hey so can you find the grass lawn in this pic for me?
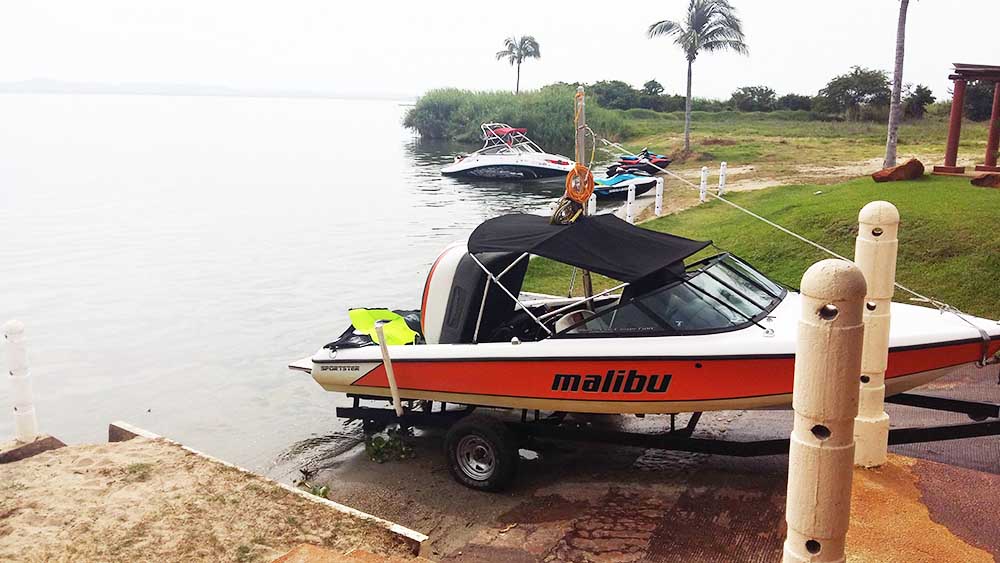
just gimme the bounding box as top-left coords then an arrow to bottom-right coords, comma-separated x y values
616,113 -> 991,179
522,174 -> 1000,319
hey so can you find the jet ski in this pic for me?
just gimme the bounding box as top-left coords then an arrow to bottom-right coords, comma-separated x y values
612,148 -> 672,175
441,123 -> 575,180
291,213 -> 1000,416
594,170 -> 658,200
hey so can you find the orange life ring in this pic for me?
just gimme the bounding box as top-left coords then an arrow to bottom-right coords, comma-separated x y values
564,163 -> 594,204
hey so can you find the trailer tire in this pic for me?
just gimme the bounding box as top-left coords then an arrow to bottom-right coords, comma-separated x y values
444,415 -> 518,491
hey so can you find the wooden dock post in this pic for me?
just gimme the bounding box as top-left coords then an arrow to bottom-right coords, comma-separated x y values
853,201 -> 899,467
575,86 -> 594,299
783,260 -> 867,563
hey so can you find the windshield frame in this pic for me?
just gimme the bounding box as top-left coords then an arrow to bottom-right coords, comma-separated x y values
553,252 -> 786,339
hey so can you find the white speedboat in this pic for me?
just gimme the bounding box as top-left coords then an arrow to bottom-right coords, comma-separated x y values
291,213 -> 1000,415
441,123 -> 574,180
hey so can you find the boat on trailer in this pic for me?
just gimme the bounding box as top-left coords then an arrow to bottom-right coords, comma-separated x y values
441,123 -> 574,180
291,213 -> 1000,416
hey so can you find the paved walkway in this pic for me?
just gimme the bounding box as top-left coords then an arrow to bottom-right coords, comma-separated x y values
315,366 -> 1000,562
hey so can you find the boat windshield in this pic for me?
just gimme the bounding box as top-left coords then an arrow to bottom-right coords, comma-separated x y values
556,253 -> 785,337
478,123 -> 547,155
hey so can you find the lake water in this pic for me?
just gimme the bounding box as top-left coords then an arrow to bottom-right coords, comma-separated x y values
0,94 -> 575,476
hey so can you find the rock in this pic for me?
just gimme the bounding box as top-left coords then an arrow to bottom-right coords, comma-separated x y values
871,158 -> 925,182
971,173 -> 1000,188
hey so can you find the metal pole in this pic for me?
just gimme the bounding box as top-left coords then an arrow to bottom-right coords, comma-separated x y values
699,166 -> 709,203
5,320 -> 39,443
853,201 -> 899,467
654,177 -> 663,216
783,260 -> 867,563
374,323 -> 403,417
718,161 -> 728,196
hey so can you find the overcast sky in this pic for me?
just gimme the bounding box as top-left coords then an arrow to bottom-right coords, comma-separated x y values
1,1 -> 996,100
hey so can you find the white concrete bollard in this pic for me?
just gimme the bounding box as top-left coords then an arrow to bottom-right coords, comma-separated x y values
587,193 -> 597,216
654,177 -> 664,216
699,166 -> 709,202
783,260 -> 867,563
718,161 -> 728,196
625,185 -> 635,224
853,201 -> 899,468
4,320 -> 39,443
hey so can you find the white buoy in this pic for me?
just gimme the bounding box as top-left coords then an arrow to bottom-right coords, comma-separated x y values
5,320 -> 39,443
783,260 -> 867,563
654,177 -> 664,216
588,193 -> 596,216
374,323 -> 404,417
626,184 -> 636,224
718,161 -> 728,196
853,201 -> 899,468
699,166 -> 709,202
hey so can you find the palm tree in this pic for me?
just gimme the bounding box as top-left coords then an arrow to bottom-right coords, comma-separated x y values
647,0 -> 748,152
883,0 -> 910,168
496,36 -> 541,94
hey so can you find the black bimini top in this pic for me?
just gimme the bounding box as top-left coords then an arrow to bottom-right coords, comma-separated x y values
467,213 -> 711,283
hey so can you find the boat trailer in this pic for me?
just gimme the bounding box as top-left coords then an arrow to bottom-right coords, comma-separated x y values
337,391 -> 1000,489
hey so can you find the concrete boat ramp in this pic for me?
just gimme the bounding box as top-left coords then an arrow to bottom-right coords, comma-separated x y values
1,367 -> 997,562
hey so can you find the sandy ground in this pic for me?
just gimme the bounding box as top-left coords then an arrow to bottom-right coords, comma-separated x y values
309,367 -> 999,562
619,152 -> 987,225
0,437 -> 414,562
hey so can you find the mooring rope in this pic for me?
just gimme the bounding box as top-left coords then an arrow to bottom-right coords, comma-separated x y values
597,137 -> 993,352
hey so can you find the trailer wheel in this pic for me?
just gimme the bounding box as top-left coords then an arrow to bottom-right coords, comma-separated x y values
444,415 -> 518,491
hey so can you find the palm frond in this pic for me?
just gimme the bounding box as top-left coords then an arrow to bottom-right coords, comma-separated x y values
646,19 -> 681,38
701,38 -> 748,56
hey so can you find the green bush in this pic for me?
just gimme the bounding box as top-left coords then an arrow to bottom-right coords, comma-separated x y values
404,85 -> 632,153
623,108 -> 665,120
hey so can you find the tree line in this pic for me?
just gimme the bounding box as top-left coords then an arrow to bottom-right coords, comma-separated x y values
584,69 -> 995,123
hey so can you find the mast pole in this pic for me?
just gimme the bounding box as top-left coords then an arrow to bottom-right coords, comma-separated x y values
576,86 -> 594,300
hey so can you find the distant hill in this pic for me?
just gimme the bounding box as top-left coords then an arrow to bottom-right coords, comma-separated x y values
0,78 -> 415,102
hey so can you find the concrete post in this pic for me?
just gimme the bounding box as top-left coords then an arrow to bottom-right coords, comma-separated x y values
654,177 -> 663,216
853,201 -> 899,467
699,166 -> 709,202
587,193 -> 597,216
933,79 -> 967,174
975,82 -> 1000,172
5,320 -> 39,443
783,260 -> 867,563
625,184 -> 636,224
718,161 -> 728,196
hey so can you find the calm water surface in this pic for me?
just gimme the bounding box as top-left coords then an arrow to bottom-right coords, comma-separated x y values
0,94 -> 569,476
